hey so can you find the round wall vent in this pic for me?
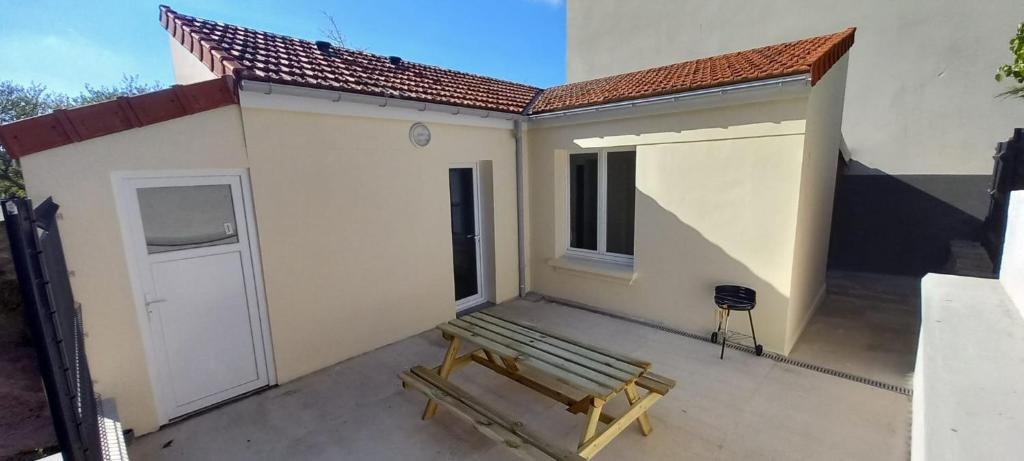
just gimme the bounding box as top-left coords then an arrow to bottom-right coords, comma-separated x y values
409,122 -> 431,147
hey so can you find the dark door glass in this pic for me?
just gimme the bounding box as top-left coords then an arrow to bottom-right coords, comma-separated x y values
449,168 -> 478,301
606,151 -> 636,255
570,153 -> 599,250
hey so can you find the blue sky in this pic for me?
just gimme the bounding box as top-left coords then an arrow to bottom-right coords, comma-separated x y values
0,0 -> 566,95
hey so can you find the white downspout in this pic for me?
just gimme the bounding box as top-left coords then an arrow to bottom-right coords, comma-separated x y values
514,120 -> 527,297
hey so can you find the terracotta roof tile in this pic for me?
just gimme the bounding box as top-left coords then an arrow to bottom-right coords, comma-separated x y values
162,6 -> 852,115
0,77 -> 238,159
160,6 -> 542,114
530,28 -> 855,114
0,8 -> 855,159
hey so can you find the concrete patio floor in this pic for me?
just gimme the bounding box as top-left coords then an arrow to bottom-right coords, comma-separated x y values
130,299 -> 911,460
789,271 -> 921,389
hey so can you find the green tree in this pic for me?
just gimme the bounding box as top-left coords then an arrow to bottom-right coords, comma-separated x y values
71,75 -> 163,107
0,75 -> 163,198
995,22 -> 1024,99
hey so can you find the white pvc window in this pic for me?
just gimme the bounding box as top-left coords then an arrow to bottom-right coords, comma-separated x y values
567,149 -> 636,264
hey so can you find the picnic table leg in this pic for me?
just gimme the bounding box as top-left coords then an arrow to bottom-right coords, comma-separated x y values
625,383 -> 653,435
499,357 -> 520,373
483,350 -> 501,366
579,398 -> 605,449
422,336 -> 462,420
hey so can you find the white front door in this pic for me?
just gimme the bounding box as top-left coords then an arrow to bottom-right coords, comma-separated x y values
118,173 -> 271,420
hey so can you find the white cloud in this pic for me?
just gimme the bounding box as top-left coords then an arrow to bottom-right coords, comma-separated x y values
0,30 -> 155,94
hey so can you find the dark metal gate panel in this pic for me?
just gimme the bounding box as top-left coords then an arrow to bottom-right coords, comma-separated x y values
2,197 -> 102,461
983,128 -> 1024,272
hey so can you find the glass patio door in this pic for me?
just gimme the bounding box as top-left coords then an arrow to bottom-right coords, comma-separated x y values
449,165 -> 484,310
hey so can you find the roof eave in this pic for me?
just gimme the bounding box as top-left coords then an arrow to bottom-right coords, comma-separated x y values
0,76 -> 238,159
527,73 -> 812,123
238,80 -> 529,121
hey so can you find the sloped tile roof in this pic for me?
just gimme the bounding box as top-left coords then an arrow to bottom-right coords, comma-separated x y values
0,77 -> 237,159
162,5 -> 852,116
530,28 -> 856,114
0,7 -> 855,159
160,6 -> 542,114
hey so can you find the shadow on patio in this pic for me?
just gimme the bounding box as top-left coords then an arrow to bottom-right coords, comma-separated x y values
129,299 -> 910,460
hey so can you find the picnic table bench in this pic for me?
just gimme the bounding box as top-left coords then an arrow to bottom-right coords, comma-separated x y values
399,311 -> 676,460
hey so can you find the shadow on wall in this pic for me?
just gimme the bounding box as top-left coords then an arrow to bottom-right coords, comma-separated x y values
827,160 -> 988,277
530,97 -> 807,351
628,191 -> 789,350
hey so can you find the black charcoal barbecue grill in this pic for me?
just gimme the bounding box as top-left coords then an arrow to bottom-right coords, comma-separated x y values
712,285 -> 763,359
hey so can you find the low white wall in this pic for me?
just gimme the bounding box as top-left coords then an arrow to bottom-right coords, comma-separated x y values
1000,190 -> 1024,310
913,192 -> 1024,460
915,274 -> 1024,460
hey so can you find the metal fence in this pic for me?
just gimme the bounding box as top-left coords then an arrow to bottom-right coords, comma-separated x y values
2,197 -> 103,461
983,128 -> 1024,272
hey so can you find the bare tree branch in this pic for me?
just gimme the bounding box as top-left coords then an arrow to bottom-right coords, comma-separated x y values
320,11 -> 347,48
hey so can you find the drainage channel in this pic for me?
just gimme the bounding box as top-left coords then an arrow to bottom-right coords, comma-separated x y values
533,294 -> 914,397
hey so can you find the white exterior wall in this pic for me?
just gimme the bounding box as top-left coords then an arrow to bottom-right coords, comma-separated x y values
168,36 -> 218,85
567,0 -> 1022,176
785,55 -> 848,350
20,107 -> 250,434
18,98 -> 522,434
526,95 -> 813,353
237,96 -> 521,384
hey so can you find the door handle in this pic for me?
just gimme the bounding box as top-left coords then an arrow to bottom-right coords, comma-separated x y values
466,234 -> 479,239
144,293 -> 167,306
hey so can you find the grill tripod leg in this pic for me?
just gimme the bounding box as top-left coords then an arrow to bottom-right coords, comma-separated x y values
720,310 -> 730,359
747,310 -> 758,348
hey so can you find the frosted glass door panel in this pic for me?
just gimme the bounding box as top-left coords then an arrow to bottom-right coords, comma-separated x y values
137,185 -> 239,254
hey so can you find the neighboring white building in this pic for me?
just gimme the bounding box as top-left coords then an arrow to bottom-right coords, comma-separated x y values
567,0 -> 1024,275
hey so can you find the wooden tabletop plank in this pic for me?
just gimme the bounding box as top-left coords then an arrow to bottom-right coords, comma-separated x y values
460,315 -> 637,383
450,319 -> 626,392
477,312 -> 650,372
438,323 -> 616,398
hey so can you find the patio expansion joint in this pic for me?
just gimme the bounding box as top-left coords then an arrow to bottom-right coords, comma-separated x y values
528,293 -> 914,397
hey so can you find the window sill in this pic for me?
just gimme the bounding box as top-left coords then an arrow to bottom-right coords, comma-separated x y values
547,255 -> 637,285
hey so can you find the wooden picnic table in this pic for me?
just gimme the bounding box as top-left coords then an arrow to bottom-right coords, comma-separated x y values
399,311 -> 676,460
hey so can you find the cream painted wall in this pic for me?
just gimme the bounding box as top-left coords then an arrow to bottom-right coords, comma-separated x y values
168,36 -> 218,85
785,56 -> 849,351
18,101 -> 520,434
567,0 -> 1022,176
526,97 -> 810,353
20,107 -> 250,435
239,107 -> 520,383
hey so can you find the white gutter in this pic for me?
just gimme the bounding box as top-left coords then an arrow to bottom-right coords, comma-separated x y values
239,80 -> 527,121
513,120 -> 526,297
527,74 -> 811,120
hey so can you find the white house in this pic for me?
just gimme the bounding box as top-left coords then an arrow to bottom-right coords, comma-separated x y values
0,6 -> 854,434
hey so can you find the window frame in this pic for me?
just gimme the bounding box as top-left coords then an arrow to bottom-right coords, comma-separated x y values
565,147 -> 636,265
